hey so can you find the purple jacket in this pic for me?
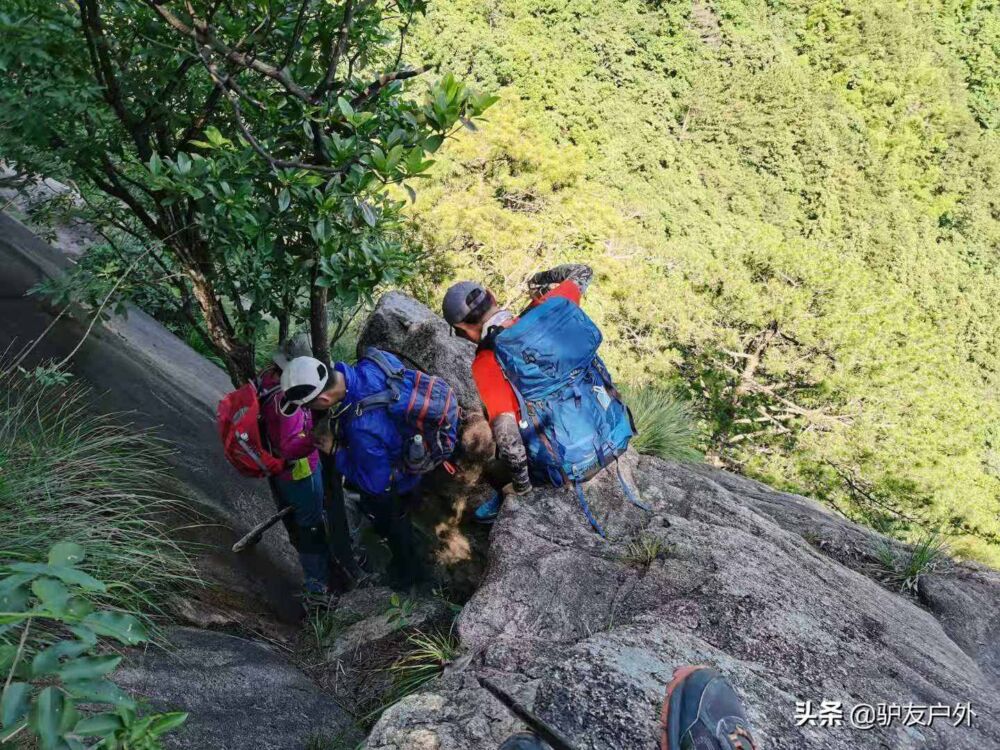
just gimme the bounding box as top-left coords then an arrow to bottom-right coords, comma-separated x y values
260,370 -> 320,482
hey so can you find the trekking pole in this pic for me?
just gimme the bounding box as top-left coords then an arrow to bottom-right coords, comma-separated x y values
232,506 -> 294,553
478,677 -> 581,750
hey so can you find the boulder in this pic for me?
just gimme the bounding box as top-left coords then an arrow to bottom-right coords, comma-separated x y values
115,627 -> 361,749
357,291 -> 481,414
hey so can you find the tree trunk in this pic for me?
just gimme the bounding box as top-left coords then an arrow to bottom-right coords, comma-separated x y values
187,265 -> 254,384
309,264 -> 330,364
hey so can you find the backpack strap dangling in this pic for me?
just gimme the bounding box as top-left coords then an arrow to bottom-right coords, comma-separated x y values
574,481 -> 606,537
617,461 -> 651,512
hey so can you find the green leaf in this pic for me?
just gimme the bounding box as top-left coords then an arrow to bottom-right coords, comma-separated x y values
47,543 -> 84,567
10,563 -> 106,593
73,712 -> 123,736
424,134 -> 444,153
204,126 -> 225,147
337,97 -> 354,120
31,577 -> 70,615
31,638 -> 93,678
1,682 -> 30,728
146,711 -> 188,736
147,153 -> 162,177
359,200 -> 378,227
176,152 -> 191,175
0,573 -> 36,594
278,188 -> 291,212
81,611 -> 146,645
0,584 -> 29,613
28,686 -> 65,749
0,644 -> 16,673
404,184 -> 417,203
57,655 -> 121,683
460,117 -> 477,132
64,679 -> 132,709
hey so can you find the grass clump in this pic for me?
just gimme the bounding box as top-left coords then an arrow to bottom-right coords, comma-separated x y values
305,729 -> 363,750
0,373 -> 196,617
362,628 -> 459,725
306,600 -> 364,650
388,629 -> 459,700
621,386 -> 702,463
875,533 -> 949,594
623,533 -> 673,567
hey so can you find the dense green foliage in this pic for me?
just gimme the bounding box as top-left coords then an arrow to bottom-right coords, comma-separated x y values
0,375 -> 196,615
405,0 -> 1000,563
620,386 -> 702,463
0,543 -> 187,749
0,0 -> 493,382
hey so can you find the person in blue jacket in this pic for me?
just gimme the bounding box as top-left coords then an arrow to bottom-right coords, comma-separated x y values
279,353 -> 424,589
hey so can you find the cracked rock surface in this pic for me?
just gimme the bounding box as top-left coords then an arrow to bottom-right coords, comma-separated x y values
365,453 -> 1000,749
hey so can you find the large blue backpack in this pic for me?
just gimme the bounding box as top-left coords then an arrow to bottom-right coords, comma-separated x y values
489,296 -> 647,535
354,348 -> 459,475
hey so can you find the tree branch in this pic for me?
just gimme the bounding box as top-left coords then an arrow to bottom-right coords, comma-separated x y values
315,0 -> 357,99
145,0 -> 312,101
351,64 -> 433,107
195,47 -> 342,174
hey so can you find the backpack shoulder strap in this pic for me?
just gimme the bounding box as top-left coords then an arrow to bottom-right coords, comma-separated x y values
477,324 -> 506,354
352,349 -> 403,416
362,347 -> 404,379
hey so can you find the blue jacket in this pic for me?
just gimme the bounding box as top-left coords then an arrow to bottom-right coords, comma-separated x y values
332,354 -> 421,498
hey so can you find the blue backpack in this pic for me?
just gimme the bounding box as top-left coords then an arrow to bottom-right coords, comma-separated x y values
354,348 -> 460,475
489,296 -> 647,535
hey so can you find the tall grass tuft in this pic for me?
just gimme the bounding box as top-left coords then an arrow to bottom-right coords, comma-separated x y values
875,532 -> 948,594
621,385 -> 702,462
0,373 -> 197,617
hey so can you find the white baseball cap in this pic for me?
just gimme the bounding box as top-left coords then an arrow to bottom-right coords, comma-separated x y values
278,356 -> 329,416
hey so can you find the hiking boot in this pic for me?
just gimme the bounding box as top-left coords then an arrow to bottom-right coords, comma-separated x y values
474,491 -> 503,523
498,732 -> 547,750
660,666 -> 757,750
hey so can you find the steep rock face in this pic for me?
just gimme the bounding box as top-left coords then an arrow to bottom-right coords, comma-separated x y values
0,212 -> 301,617
115,627 -> 360,749
359,293 -> 1000,750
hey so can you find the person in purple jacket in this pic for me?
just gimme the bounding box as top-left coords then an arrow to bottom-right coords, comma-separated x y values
261,335 -> 330,595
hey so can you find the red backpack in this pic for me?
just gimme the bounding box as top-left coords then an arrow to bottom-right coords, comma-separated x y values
217,380 -> 284,478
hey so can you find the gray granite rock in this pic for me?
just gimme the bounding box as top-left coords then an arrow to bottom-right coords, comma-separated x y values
115,627 -> 360,749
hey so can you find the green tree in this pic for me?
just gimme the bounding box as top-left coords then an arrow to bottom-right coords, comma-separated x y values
0,0 -> 495,382
403,0 -> 1000,564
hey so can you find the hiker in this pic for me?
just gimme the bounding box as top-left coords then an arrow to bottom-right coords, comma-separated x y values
443,264 -> 639,532
278,349 -> 458,589
495,666 -> 758,750
259,335 -> 331,595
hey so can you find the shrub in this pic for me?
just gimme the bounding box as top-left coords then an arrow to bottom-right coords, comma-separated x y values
0,543 -> 187,749
621,385 -> 702,463
875,533 -> 949,594
623,534 -> 674,567
0,374 -> 197,616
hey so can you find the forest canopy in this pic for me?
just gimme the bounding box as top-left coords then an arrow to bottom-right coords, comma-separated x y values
403,0 -> 1000,563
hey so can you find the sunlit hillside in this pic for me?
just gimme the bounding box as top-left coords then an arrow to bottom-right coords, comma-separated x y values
405,0 -> 1000,563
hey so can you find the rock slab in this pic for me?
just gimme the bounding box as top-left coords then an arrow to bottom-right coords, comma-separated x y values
362,412 -> 1000,749
116,627 -> 360,749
